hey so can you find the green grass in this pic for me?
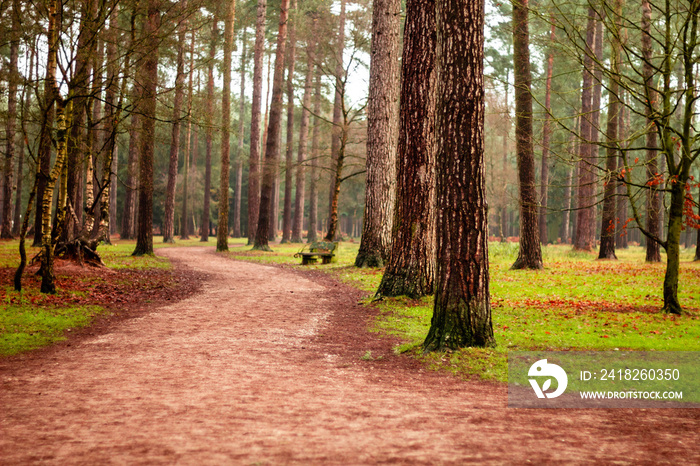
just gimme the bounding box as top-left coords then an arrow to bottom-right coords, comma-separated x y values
0,299 -> 103,356
224,240 -> 700,384
0,235 -> 199,356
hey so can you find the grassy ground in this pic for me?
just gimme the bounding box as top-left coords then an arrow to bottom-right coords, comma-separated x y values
0,236 -> 200,356
225,239 -> 700,384
4,235 -> 698,384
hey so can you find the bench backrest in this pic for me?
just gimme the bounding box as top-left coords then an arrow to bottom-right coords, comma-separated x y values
309,241 -> 338,254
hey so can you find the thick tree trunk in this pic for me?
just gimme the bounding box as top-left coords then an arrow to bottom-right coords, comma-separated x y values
217,0 -> 236,251
291,30 -> 316,243
355,0 -> 401,268
163,22 -> 187,243
281,0 -> 297,244
133,0 -> 161,256
642,0 -> 662,262
327,0 -> 347,232
63,0 -> 97,243
254,0 -> 290,250
307,72 -> 321,243
511,0 -> 543,270
376,0 -> 436,298
200,12 -> 218,241
598,0 -> 622,260
574,7 -> 598,251
538,20 -> 555,246
424,0 -> 495,351
247,0 -> 267,245
233,29 -> 247,238
180,31 -> 195,241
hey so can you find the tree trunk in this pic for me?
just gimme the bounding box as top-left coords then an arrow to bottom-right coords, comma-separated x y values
376,0 -> 436,298
561,160 -> 574,244
97,4 -> 121,245
291,27 -> 317,243
424,0 -> 495,351
616,93 -> 629,249
233,28 -> 247,239
13,45 -> 34,238
281,0 -> 297,243
163,20 -> 187,243
122,110 -> 139,240
41,98 -> 68,294
538,20 -> 555,246
642,0 -> 661,262
254,0 -> 290,250
1,0 -> 21,238
598,0 -> 622,260
510,0 -> 543,270
327,0 -> 347,233
663,182 -> 684,314
180,30 -> 195,241
216,0 -> 236,251
355,0 -> 401,268
33,0 -> 60,247
133,0 -> 161,256
201,11 -> 218,241
574,7 -> 598,251
247,0 -> 267,245
307,72 -> 321,243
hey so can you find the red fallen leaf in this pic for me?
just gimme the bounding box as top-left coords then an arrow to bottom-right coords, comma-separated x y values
502,325 -> 509,330
601,335 -> 609,338
650,330 -> 661,334
545,331 -> 551,335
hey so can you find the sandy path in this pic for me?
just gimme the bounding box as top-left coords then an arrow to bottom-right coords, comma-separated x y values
1,246 -> 698,464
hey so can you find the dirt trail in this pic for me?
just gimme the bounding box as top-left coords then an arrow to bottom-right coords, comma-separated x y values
1,247 -> 698,464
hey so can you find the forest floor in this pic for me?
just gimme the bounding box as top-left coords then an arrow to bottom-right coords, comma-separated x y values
1,246 -> 699,464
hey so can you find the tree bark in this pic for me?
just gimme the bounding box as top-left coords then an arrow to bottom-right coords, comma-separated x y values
307,72 -> 322,243
163,19 -> 187,243
616,93 -> 629,249
355,0 -> 401,268
233,28 -> 247,238
1,0 -> 21,238
216,0 -> 236,251
33,0 -> 60,247
598,0 -> 622,260
180,29 -> 195,240
510,0 -> 543,270
538,20 -> 555,246
424,0 -> 495,351
281,0 -> 297,244
254,0 -> 290,250
247,0 -> 267,245
132,0 -> 162,256
574,7 -> 598,251
327,0 -> 347,233
13,45 -> 34,238
642,0 -> 661,262
291,26 -> 317,243
376,0 -> 436,298
200,11 -> 218,241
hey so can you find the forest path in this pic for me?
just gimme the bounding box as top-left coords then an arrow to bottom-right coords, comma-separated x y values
1,246 -> 698,464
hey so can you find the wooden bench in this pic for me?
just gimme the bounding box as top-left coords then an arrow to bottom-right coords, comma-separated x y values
295,241 -> 338,265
